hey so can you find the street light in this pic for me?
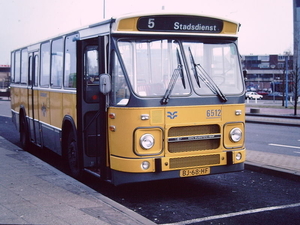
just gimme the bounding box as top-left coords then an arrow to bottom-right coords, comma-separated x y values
270,64 -> 276,102
285,55 -> 288,108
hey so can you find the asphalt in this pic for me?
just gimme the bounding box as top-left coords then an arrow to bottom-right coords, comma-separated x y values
0,99 -> 299,224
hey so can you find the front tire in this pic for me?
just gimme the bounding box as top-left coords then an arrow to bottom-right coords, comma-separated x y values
66,131 -> 82,179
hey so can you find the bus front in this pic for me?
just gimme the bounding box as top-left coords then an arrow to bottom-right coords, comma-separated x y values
105,14 -> 245,185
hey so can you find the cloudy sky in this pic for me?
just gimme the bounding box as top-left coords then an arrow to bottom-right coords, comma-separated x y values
0,0 -> 293,65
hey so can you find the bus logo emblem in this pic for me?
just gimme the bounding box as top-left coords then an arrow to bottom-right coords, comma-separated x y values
167,111 -> 178,119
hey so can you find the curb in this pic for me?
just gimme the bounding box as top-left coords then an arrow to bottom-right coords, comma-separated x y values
245,119 -> 300,127
245,162 -> 300,182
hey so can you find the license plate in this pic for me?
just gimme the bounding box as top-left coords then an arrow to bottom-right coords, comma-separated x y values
180,167 -> 210,177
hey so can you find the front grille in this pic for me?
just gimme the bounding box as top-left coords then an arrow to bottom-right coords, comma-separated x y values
169,139 -> 220,152
168,125 -> 221,153
169,154 -> 220,169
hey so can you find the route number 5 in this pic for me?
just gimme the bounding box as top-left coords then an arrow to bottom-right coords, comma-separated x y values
148,18 -> 155,29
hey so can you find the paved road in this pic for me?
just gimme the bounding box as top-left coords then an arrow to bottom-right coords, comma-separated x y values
246,123 -> 300,157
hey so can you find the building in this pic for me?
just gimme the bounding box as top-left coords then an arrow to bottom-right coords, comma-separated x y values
242,54 -> 294,96
0,65 -> 10,98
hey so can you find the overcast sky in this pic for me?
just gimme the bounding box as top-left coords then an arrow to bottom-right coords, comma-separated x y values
0,0 -> 293,65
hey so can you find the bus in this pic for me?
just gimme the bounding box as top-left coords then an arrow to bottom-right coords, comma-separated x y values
10,12 -> 246,185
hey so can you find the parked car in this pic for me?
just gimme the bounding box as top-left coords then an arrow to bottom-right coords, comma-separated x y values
245,92 -> 263,100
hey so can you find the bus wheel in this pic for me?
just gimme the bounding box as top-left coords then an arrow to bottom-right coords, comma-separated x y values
66,131 -> 82,179
20,116 -> 29,151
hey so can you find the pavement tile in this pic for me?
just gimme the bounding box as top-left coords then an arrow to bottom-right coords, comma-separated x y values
0,141 -> 156,225
247,150 -> 300,175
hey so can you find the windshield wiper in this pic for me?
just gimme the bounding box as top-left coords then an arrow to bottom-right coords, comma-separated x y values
188,47 -> 227,102
161,48 -> 186,105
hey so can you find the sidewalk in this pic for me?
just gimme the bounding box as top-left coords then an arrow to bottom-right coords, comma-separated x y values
0,136 -> 155,225
246,150 -> 300,180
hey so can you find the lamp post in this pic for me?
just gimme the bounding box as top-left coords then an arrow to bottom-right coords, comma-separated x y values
270,64 -> 275,103
285,55 -> 288,108
103,0 -> 106,19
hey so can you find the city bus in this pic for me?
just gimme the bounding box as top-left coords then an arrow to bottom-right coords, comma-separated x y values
10,12 -> 246,185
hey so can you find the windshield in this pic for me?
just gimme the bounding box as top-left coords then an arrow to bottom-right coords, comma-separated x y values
117,39 -> 190,98
183,42 -> 243,96
116,39 -> 243,100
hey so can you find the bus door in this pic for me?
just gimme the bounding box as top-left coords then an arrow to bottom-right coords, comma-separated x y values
28,52 -> 41,146
77,36 -> 108,178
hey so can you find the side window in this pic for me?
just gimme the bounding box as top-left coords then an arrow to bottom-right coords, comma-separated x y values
111,51 -> 129,106
11,52 -> 15,83
84,46 -> 100,103
64,34 -> 78,89
51,38 -> 63,88
40,42 -> 50,87
29,54 -> 39,87
15,50 -> 21,83
21,49 -> 28,84
85,46 -> 99,85
28,56 -> 33,86
34,55 -> 39,86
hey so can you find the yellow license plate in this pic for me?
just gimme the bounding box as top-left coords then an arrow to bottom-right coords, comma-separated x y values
180,167 -> 210,177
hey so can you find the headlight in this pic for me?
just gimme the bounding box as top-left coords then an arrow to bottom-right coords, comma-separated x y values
236,152 -> 242,161
140,134 -> 155,150
230,128 -> 242,142
141,161 -> 150,170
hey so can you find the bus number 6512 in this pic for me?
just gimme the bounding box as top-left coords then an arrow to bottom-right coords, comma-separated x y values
207,109 -> 221,118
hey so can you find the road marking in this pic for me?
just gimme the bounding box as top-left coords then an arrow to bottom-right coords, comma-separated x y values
161,203 -> 300,225
269,143 -> 300,149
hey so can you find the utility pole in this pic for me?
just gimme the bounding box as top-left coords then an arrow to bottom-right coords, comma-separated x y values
285,55 -> 288,108
103,0 -> 106,19
294,0 -> 300,99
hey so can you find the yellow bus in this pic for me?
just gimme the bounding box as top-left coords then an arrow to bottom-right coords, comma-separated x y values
10,13 -> 246,185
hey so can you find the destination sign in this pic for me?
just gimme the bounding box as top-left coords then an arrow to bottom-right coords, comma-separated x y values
137,15 -> 224,33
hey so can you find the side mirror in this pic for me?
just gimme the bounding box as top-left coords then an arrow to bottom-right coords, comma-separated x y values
99,73 -> 111,95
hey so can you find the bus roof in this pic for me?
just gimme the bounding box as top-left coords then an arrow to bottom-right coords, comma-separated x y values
110,12 -> 240,36
12,12 -> 240,52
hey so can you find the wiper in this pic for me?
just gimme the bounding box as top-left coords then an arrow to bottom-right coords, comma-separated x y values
188,47 -> 201,87
161,48 -> 186,105
176,48 -> 186,89
188,47 -> 227,102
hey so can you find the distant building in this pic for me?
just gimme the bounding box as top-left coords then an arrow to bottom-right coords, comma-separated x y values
242,54 -> 293,94
0,65 -> 10,98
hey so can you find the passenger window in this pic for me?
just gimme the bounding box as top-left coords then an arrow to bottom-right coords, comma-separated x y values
51,38 -> 63,88
11,52 -> 15,83
34,55 -> 39,86
40,42 -> 50,87
28,56 -> 33,86
21,49 -> 28,84
14,51 -> 21,83
64,34 -> 78,89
